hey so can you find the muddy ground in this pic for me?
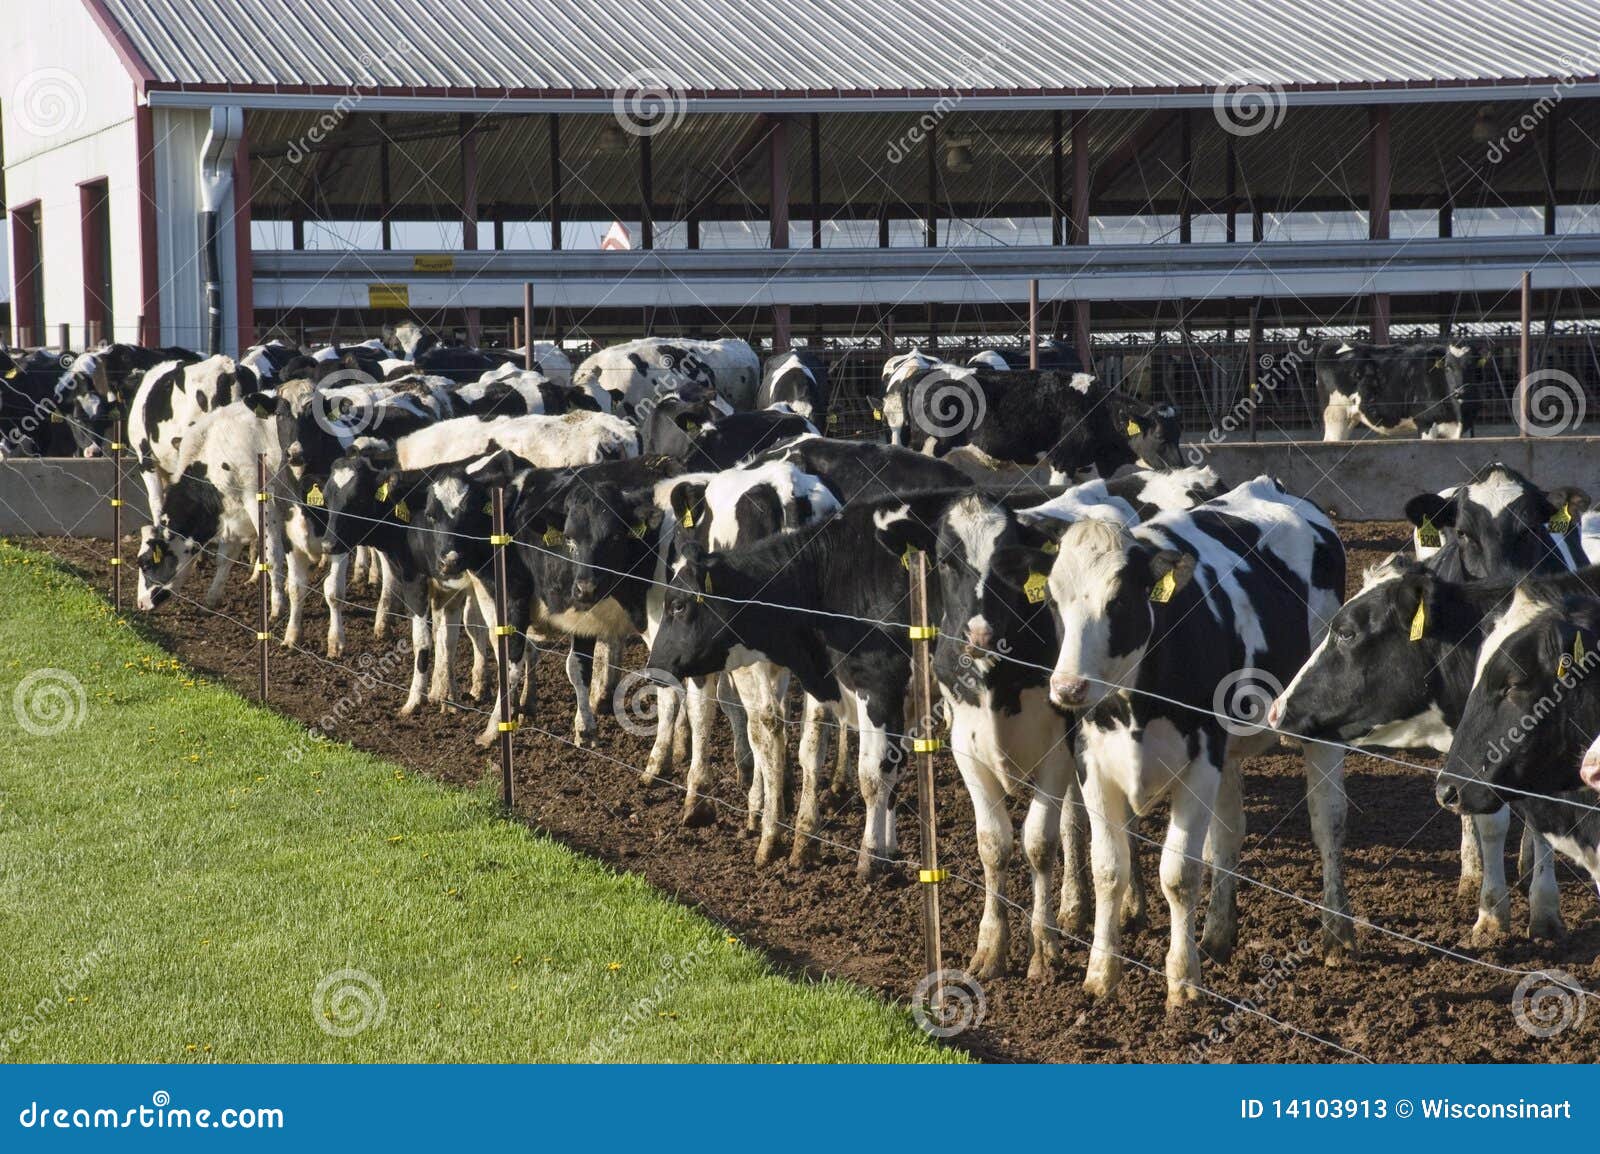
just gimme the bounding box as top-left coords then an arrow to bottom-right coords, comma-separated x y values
39,522 -> 1600,1063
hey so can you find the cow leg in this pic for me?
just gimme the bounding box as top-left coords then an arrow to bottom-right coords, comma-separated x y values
671,684 -> 691,766
565,637 -> 599,748
790,694 -> 832,866
399,583 -> 431,717
680,675 -> 720,828
732,665 -> 788,866
204,538 -> 237,607
1322,394 -> 1358,441
1058,763 -> 1092,935
283,545 -> 311,650
140,469 -> 164,525
1024,751 -> 1068,979
1458,811 -> 1484,897
1200,758 -> 1246,961
1161,764 -> 1219,1011
1121,824 -> 1149,930
366,547 -> 383,587
718,674 -> 756,791
372,555 -> 395,640
954,733 -> 1011,980
1082,767 -> 1132,1001
1302,741 -> 1355,961
323,552 -> 350,658
588,639 -> 620,717
464,597 -> 490,703
265,500 -> 286,620
1470,806 -> 1512,943
828,715 -> 853,799
1517,821 -> 1537,887
1527,831 -> 1566,941
641,680 -> 682,784
854,695 -> 901,881
427,588 -> 461,709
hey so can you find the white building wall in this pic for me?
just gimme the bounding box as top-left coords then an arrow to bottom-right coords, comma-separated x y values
0,1 -> 142,344
151,108 -> 239,355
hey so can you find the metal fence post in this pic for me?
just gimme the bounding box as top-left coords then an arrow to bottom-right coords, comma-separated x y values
907,550 -> 946,1017
110,417 -> 125,609
1519,270 -> 1532,438
523,282 -> 535,373
255,453 -> 271,702
492,487 -> 516,807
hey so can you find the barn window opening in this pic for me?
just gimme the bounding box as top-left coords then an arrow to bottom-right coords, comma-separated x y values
80,179 -> 113,345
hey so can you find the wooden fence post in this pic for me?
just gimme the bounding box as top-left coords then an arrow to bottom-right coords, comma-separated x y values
255,453 -> 270,702
906,550 -> 946,1017
491,487 -> 516,807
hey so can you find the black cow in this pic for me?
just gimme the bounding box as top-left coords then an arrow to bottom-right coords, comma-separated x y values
965,339 -> 1085,373
1404,463 -> 1589,582
0,349 -> 80,457
1113,395 -> 1183,470
1315,340 -> 1487,441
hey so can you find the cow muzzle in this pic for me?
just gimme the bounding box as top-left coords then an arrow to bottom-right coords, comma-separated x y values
1582,740 -> 1600,792
437,550 -> 463,577
1049,672 -> 1090,709
965,619 -> 995,651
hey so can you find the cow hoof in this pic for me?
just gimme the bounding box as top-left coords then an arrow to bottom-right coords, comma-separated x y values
787,838 -> 818,868
572,725 -> 597,749
968,944 -> 1007,983
399,701 -> 420,718
326,642 -> 344,659
855,851 -> 888,883
681,798 -> 717,828
1456,874 -> 1482,900
639,765 -> 662,787
1200,930 -> 1237,963
1119,904 -> 1147,932
755,836 -> 782,867
1083,961 -> 1122,1001
1057,901 -> 1089,936
1165,983 -> 1201,1013
1026,940 -> 1060,981
1470,911 -> 1511,947
1529,911 -> 1568,942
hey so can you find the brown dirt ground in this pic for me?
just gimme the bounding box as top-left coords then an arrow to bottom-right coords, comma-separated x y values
36,523 -> 1600,1064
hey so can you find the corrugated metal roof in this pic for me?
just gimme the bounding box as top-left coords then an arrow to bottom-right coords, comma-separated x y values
95,0 -> 1600,94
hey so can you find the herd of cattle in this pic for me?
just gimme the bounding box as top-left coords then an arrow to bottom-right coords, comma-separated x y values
2,324 -> 1597,1010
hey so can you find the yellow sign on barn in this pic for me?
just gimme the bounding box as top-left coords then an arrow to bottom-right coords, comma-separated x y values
368,284 -> 410,309
412,254 -> 455,272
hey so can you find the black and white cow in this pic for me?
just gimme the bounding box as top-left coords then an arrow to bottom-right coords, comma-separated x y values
656,410 -> 817,472
54,344 -> 201,456
477,351 -> 577,390
239,339 -> 303,385
965,339 -> 1085,374
0,348 -> 81,457
128,355 -> 261,521
135,399 -> 285,616
656,459 -> 842,854
1316,340 -> 1487,441
1403,463 -> 1590,581
574,338 -> 759,412
751,435 -> 973,501
757,351 -> 828,425
869,467 -> 1223,978
392,411 -> 638,472
1441,590 -> 1600,898
1113,395 -> 1184,471
1043,477 -> 1353,1007
1265,558 -> 1591,941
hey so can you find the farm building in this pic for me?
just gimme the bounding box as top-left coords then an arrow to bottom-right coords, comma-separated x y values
4,1 -> 1600,404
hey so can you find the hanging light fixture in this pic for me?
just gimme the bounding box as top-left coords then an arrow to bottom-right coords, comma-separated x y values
1470,105 -> 1497,143
944,138 -> 974,174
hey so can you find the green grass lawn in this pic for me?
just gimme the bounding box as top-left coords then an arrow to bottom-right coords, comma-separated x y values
0,541 -> 958,1063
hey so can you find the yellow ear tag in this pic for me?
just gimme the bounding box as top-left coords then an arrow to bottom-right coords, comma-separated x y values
375,481 -> 390,503
683,421 -> 699,435
149,544 -> 163,565
392,499 -> 411,523
1417,514 -> 1441,549
543,527 -> 565,547
703,573 -> 714,595
901,544 -> 915,571
306,484 -> 325,508
1408,599 -> 1427,642
1477,356 -> 1489,367
2,367 -> 16,379
872,409 -> 883,421
1040,539 -> 1059,555
1549,503 -> 1573,534
1572,632 -> 1588,674
482,499 -> 494,516
1125,419 -> 1141,438
1024,572 -> 1048,604
681,509 -> 694,528
632,521 -> 649,538
826,414 -> 838,426
1150,570 -> 1177,604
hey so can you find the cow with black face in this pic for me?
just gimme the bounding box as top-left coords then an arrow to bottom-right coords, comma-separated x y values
1441,592 -> 1600,895
1266,558 -> 1592,941
1043,477 -> 1352,1008
1315,340 -> 1487,441
1404,463 -> 1589,582
0,348 -> 81,457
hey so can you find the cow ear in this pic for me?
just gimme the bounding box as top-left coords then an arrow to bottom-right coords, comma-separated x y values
667,480 -> 708,530
871,498 -> 941,562
244,388 -> 280,419
1404,492 -> 1456,529
990,545 -> 1056,607
1147,549 -> 1196,601
464,447 -> 521,489
1548,486 -> 1591,519
1016,510 -> 1071,552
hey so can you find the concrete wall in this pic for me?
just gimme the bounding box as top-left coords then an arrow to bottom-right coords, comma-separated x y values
0,458 -> 148,539
0,4 -> 142,343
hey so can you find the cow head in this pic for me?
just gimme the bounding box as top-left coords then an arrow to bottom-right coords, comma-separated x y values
1043,518 -> 1194,711
135,467 -> 222,610
1439,593 -> 1600,814
558,481 -> 662,608
641,396 -> 719,458
319,448 -> 403,556
648,541 -> 742,682
1267,559 -> 1452,745
1122,402 -> 1183,470
1405,463 -> 1588,581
